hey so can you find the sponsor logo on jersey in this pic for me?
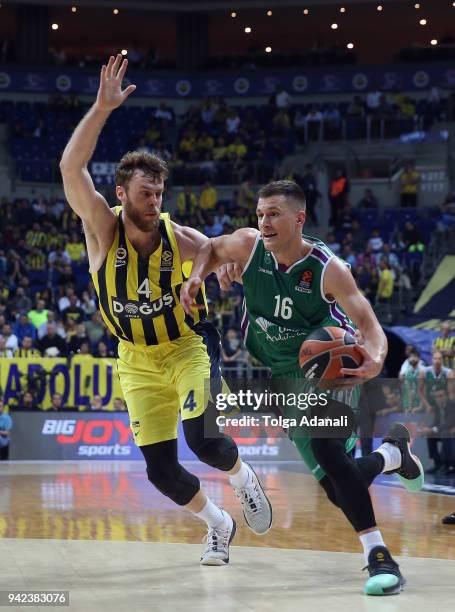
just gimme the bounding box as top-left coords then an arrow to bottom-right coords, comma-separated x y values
254,316 -> 306,343
160,250 -> 174,271
258,267 -> 273,275
111,293 -> 175,319
295,269 -> 313,293
115,247 -> 127,267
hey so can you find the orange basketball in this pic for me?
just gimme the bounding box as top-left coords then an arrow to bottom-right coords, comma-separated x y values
299,326 -> 363,380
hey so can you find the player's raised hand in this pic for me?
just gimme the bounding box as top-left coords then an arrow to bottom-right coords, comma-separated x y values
96,54 -> 136,112
181,277 -> 204,315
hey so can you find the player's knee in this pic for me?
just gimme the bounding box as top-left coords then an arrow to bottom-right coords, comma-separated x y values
188,436 -> 238,471
146,463 -> 199,505
311,437 -> 348,476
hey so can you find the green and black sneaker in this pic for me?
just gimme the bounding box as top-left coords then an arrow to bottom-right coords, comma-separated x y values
364,546 -> 405,596
382,422 -> 424,492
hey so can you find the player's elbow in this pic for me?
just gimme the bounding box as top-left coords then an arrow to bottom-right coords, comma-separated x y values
59,157 -> 85,176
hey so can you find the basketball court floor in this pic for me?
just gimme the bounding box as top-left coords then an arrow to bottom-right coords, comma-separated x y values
1,461 -> 454,611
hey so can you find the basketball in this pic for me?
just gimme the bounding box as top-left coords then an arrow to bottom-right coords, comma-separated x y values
299,326 -> 363,380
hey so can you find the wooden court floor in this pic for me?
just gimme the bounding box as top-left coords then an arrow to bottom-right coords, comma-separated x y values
0,461 -> 455,611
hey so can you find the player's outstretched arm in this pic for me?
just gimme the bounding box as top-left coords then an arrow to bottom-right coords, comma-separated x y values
324,257 -> 388,380
59,55 -> 136,235
180,228 -> 258,315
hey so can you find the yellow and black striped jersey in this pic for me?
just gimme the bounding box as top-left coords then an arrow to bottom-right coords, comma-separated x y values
14,347 -> 42,358
91,209 -> 208,348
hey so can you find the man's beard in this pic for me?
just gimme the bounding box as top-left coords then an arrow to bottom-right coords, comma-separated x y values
124,196 -> 160,232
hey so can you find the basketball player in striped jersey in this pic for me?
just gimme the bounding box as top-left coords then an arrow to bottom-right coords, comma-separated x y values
59,55 -> 272,566
182,180 -> 424,594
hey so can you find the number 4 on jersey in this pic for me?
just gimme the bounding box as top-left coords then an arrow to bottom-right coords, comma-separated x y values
137,278 -> 153,299
274,295 -> 293,319
183,390 -> 197,411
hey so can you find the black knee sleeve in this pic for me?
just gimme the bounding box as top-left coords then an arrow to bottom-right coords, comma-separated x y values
183,413 -> 239,471
146,462 -> 199,506
140,440 -> 200,506
190,436 -> 239,471
311,437 -> 377,532
319,475 -> 339,508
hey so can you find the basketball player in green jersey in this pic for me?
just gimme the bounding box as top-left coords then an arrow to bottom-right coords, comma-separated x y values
182,180 -> 424,595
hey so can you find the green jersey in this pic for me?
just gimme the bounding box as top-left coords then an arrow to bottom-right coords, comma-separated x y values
241,234 -> 356,375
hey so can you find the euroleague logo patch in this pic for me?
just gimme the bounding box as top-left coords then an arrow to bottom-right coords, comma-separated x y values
295,270 -> 313,294
160,249 -> 174,271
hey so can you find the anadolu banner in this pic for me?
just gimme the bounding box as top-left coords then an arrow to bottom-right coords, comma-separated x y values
0,356 -> 124,410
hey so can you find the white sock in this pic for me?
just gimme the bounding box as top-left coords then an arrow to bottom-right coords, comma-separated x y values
194,498 -> 227,528
228,461 -> 251,488
374,442 -> 402,473
359,530 -> 386,565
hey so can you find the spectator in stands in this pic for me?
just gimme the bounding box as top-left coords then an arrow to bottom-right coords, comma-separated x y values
222,328 -> 246,376
1,324 -> 18,353
78,340 -> 92,356
367,228 -> 384,253
13,314 -> 36,344
437,192 -> 455,231
0,337 -> 13,358
366,90 -> 381,115
399,348 -> 425,412
323,103 -> 341,138
305,105 -> 323,141
328,169 -> 348,226
347,95 -> 365,117
295,164 -> 320,226
326,232 -> 341,255
419,387 -> 455,475
58,287 -> 78,312
16,391 -> 37,411
38,311 -> 65,340
38,323 -> 68,357
203,214 -> 223,238
177,185 -> 197,218
357,188 -> 379,209
376,258 -> 394,304
85,312 -> 106,347
226,109 -> 240,134
68,323 -> 90,354
64,232 -> 86,262
113,397 -> 127,410
274,86 -> 292,110
272,108 -> 291,136
341,244 -> 357,268
237,178 -> 255,210
95,340 -> 114,358
402,221 -> 423,249
400,162 -> 420,207
14,336 -> 41,358
199,181 -> 218,211
62,294 -> 84,325
48,393 -> 63,411
154,101 -> 173,124
212,137 -> 227,162
81,290 -> 97,318
14,287 -> 32,315
214,203 -> 231,228
433,321 -> 455,369
89,394 -> 104,411
27,299 -> 48,330
419,350 -> 454,415
0,399 -> 12,460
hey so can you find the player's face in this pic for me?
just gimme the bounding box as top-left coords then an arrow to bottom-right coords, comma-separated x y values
118,171 -> 164,232
256,196 -> 305,252
432,352 -> 443,369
